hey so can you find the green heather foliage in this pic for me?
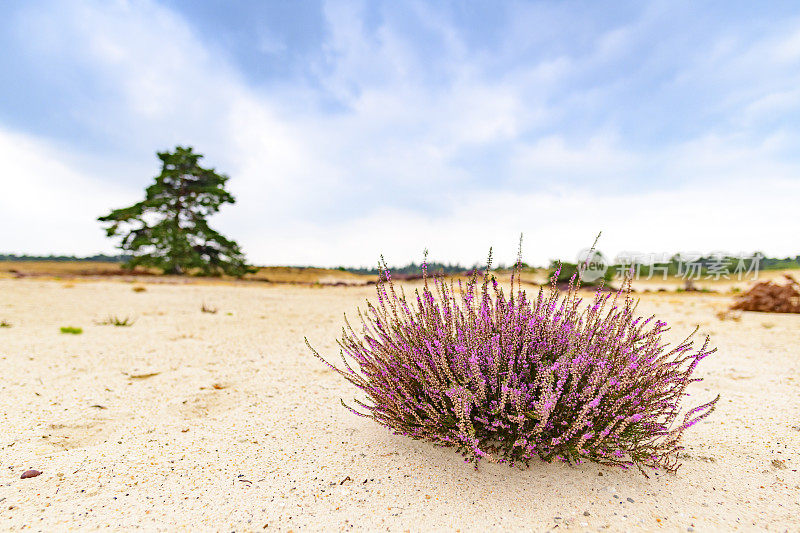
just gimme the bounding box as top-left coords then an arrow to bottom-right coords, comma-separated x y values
0,320 -> 11,328
60,326 -> 83,335
308,246 -> 719,475
98,146 -> 252,277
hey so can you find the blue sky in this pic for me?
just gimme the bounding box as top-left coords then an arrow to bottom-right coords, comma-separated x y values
1,0 -> 799,267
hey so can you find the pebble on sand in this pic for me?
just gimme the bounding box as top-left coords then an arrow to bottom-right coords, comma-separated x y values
20,470 -> 42,479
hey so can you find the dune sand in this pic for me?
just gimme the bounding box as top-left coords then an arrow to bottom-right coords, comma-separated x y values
0,278 -> 798,531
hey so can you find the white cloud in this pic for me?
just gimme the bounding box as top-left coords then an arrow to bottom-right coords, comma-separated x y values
233,175 -> 800,268
12,0 -> 245,153
1,0 -> 799,266
743,89 -> 800,122
769,27 -> 800,64
510,134 -> 640,186
0,128 -> 126,255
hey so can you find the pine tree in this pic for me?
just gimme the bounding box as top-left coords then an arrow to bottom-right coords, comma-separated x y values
98,146 -> 253,276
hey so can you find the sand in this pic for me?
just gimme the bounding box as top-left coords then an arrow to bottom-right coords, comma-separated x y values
0,278 -> 798,531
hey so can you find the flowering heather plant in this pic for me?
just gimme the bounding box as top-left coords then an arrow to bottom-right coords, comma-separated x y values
307,243 -> 719,475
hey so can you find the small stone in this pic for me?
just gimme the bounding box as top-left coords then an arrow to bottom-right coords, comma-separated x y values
626,497 -> 634,503
598,472 -> 603,476
583,511 -> 591,516
687,528 -> 694,532
20,469 -> 41,479
554,516 -> 562,520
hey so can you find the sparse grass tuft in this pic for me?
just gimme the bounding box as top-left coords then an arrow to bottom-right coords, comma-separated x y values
715,310 -> 742,322
97,315 -> 136,327
132,286 -> 147,293
0,320 -> 11,328
60,326 -> 83,335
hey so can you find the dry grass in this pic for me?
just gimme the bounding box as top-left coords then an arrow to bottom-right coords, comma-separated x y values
0,261 -> 146,277
0,261 -> 373,285
244,266 -> 370,284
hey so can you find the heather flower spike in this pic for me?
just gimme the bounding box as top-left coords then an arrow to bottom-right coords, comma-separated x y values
306,236 -> 719,475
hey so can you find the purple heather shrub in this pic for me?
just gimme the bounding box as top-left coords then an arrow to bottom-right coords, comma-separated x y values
306,242 -> 719,475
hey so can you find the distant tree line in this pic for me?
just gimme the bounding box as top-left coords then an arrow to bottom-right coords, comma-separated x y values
342,253 -> 800,278
760,255 -> 800,270
342,261 -> 482,276
605,254 -> 800,277
3,252 -> 798,274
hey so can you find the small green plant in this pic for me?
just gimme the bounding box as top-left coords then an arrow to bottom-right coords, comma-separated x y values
60,326 -> 83,335
201,302 -> 218,314
0,320 -> 11,328
97,315 -> 136,326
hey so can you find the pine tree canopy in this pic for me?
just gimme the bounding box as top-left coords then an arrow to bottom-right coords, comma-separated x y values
98,146 -> 253,276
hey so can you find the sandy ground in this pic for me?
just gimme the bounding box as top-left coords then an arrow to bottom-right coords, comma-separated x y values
0,278 -> 798,532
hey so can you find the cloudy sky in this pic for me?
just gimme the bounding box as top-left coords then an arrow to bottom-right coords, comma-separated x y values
1,0 -> 799,267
